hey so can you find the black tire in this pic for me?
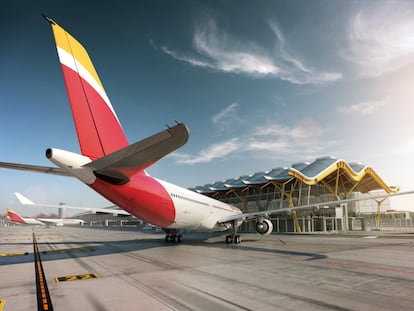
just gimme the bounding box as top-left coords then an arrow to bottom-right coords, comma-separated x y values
226,235 -> 233,244
235,235 -> 241,244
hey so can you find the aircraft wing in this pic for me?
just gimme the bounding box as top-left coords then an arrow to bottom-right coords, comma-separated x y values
218,189 -> 414,224
15,192 -> 131,216
0,161 -> 70,176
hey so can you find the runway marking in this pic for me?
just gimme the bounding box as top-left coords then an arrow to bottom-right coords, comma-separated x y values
42,248 -> 94,255
33,233 -> 54,311
0,252 -> 29,257
54,273 -> 99,283
4,238 -> 31,241
0,300 -> 5,311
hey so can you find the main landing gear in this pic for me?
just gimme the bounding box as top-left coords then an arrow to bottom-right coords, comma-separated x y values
164,229 -> 183,243
225,234 -> 241,244
225,221 -> 241,244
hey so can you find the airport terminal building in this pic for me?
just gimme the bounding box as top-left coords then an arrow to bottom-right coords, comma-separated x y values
190,156 -> 412,233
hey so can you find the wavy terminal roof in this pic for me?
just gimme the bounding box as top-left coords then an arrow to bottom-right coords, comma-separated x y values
192,156 -> 398,196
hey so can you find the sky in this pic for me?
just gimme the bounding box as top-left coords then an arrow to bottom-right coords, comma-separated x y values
1,0 -> 414,217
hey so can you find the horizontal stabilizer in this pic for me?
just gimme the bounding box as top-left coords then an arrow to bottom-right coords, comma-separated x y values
0,161 -> 70,176
84,123 -> 189,185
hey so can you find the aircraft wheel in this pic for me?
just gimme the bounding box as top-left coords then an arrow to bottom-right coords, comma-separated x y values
226,235 -> 233,244
234,235 -> 241,244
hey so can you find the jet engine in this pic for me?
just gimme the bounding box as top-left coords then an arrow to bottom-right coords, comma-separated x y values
255,219 -> 273,235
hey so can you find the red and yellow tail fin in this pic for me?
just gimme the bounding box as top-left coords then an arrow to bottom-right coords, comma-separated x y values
6,208 -> 26,224
46,17 -> 128,159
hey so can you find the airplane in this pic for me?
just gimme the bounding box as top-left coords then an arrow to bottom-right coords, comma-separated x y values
2,16 -> 414,244
14,192 -> 131,216
6,208 -> 45,226
6,208 -> 85,227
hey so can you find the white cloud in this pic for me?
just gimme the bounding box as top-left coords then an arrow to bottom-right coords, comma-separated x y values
211,102 -> 239,124
247,120 -> 327,158
160,18 -> 342,85
337,100 -> 386,115
252,121 -> 322,141
345,1 -> 414,77
160,46 -> 212,69
391,139 -> 414,156
267,22 -> 342,85
173,118 -> 332,165
173,138 -> 242,164
192,19 -> 280,76
247,138 -> 289,153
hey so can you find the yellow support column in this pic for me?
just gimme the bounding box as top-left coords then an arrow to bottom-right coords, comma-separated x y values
287,193 -> 302,233
375,198 -> 387,230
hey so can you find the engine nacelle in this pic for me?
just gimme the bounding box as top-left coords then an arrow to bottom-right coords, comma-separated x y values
46,148 -> 96,184
255,219 -> 273,235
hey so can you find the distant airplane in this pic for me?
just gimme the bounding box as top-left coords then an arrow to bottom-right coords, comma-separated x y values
6,208 -> 45,226
6,208 -> 84,227
14,192 -> 131,216
2,16 -> 414,243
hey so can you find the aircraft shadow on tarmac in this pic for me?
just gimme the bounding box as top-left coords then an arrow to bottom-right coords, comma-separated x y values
0,232 -> 326,266
190,234 -> 328,260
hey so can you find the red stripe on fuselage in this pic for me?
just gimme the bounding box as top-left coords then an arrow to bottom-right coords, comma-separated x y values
61,64 -> 128,158
90,173 -> 175,228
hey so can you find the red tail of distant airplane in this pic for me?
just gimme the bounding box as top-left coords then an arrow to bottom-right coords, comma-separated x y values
6,208 -> 84,227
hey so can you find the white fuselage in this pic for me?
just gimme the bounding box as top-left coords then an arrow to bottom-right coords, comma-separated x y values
158,179 -> 242,232
37,218 -> 85,226
48,148 -> 242,232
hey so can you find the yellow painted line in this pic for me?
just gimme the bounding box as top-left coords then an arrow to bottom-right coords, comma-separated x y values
43,248 -> 94,255
33,233 -> 53,311
0,252 -> 29,257
0,300 -> 5,311
55,273 -> 99,283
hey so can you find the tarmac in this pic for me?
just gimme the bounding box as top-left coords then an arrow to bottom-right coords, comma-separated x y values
1,226 -> 414,311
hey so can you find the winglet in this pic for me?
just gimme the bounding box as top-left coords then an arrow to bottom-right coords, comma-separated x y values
14,192 -> 35,205
41,14 -> 56,25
